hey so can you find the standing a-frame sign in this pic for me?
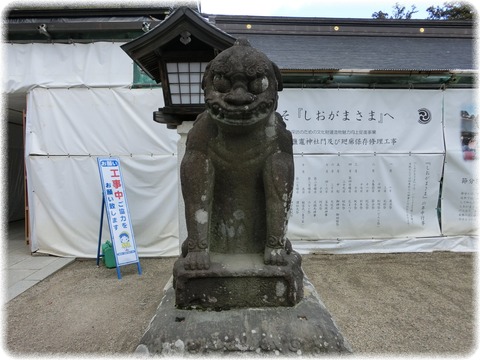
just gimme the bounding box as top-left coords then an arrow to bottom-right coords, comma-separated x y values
96,157 -> 142,279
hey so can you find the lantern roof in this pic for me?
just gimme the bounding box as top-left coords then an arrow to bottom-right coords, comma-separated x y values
121,6 -> 236,82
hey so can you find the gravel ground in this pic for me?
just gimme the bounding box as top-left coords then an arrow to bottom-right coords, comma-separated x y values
4,252 -> 476,357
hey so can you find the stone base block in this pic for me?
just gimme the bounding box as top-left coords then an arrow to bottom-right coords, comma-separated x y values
135,277 -> 352,356
173,252 -> 304,309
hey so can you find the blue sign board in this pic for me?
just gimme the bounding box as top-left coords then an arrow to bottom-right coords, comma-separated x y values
97,157 -> 141,278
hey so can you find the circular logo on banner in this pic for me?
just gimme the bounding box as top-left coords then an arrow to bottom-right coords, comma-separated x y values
418,108 -> 432,124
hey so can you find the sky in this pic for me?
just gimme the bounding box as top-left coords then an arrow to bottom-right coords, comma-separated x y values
199,0 -> 450,19
1,0 -> 474,20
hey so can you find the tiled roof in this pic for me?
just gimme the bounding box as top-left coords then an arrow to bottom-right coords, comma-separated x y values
211,15 -> 475,72
238,33 -> 474,71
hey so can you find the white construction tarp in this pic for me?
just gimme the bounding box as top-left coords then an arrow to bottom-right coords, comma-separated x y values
288,153 -> 444,240
441,89 -> 478,235
5,42 -> 132,93
278,89 -> 444,154
26,87 -> 174,156
278,89 -> 449,243
27,155 -> 179,258
19,42 -> 476,256
25,87 -> 477,256
281,89 -> 475,252
26,87 -> 180,257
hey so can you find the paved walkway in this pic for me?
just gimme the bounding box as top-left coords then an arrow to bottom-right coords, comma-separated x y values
5,220 -> 75,303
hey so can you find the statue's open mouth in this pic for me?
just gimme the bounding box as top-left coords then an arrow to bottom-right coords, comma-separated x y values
208,100 -> 274,126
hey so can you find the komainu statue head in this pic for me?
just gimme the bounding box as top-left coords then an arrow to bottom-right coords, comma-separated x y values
202,38 -> 283,133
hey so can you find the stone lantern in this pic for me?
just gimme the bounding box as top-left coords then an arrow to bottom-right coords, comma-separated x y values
121,6 -> 236,129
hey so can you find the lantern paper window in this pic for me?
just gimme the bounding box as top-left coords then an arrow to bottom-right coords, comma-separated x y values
167,62 -> 209,105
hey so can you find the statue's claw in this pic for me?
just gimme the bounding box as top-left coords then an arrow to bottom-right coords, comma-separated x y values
184,251 -> 210,270
264,246 -> 288,266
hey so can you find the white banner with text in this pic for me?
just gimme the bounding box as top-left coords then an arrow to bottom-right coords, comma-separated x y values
287,154 -> 443,240
278,89 -> 444,154
279,89 -> 446,240
441,89 -> 478,236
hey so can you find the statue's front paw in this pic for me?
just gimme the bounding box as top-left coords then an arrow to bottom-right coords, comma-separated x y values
264,247 -> 288,266
184,251 -> 210,270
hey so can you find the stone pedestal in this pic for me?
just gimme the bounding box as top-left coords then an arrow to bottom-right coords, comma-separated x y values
173,252 -> 304,309
136,277 -> 352,356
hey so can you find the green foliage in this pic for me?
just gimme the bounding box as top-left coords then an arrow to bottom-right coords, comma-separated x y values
372,1 -> 475,20
426,1 -> 475,20
372,2 -> 418,19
